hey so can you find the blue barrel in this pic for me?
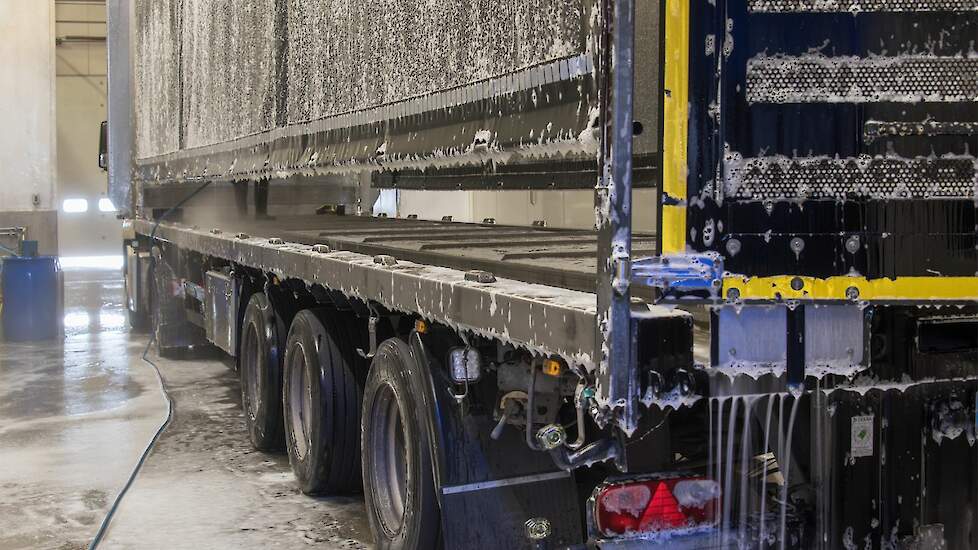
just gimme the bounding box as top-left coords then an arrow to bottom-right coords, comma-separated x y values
1,256 -> 63,341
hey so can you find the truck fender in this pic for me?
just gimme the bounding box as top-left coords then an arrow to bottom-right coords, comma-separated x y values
405,330 -> 458,505
406,331 -> 584,549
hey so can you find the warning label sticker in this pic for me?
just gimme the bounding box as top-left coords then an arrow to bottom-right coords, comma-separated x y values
851,415 -> 874,458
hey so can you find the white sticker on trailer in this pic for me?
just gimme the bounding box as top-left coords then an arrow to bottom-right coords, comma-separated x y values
851,415 -> 874,458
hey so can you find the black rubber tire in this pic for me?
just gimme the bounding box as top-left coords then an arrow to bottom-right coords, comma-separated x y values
147,258 -> 171,358
149,259 -> 183,359
239,292 -> 286,451
282,308 -> 365,495
124,257 -> 150,331
362,339 -> 440,550
122,246 -> 151,332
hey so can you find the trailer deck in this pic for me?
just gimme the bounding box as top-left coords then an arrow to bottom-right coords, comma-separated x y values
167,213 -> 658,294
136,216 -> 674,371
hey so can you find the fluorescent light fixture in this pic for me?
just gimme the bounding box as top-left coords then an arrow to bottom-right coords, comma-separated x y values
59,255 -> 124,270
62,198 -> 88,213
98,198 -> 117,212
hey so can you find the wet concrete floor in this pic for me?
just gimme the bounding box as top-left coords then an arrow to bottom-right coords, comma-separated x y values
0,268 -> 372,549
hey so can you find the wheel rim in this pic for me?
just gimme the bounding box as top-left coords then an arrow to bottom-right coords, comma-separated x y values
288,342 -> 313,460
242,322 -> 261,420
370,384 -> 409,536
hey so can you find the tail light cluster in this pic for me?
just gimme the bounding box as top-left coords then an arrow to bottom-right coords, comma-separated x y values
594,477 -> 720,537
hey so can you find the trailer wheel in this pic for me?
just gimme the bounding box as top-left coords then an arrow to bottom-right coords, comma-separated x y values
126,291 -> 149,330
282,309 -> 365,494
124,248 -> 149,331
240,292 -> 285,451
362,339 -> 440,550
147,255 -> 173,358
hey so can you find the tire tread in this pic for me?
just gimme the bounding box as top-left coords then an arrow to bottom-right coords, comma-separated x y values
284,308 -> 366,495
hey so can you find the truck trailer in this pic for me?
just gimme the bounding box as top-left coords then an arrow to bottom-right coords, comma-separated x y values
105,0 -> 978,548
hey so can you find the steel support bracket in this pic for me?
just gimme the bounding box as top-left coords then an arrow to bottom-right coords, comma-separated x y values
357,313 -> 380,359
631,252 -> 724,301
594,0 -> 639,434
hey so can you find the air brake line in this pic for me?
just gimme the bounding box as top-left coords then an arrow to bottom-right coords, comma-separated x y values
89,180 -> 213,549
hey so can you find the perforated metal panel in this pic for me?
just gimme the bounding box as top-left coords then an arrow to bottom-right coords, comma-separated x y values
863,121 -> 978,143
747,55 -> 978,104
725,156 -> 978,200
685,0 -> 978,280
749,0 -> 978,12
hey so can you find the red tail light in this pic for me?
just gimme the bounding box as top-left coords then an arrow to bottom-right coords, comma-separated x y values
594,477 -> 720,537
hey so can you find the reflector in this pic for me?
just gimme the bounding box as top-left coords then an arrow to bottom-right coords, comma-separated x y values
639,482 -> 686,530
594,477 -> 719,537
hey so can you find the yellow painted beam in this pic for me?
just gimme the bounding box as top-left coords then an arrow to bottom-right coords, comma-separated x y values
724,276 -> 978,301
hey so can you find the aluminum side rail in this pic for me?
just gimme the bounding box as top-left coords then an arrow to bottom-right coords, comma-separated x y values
137,219 -> 686,371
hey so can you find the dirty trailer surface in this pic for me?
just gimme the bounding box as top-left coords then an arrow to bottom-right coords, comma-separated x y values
171,213 -> 659,293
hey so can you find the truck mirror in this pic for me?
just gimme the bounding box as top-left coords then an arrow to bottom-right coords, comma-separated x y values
98,120 -> 108,171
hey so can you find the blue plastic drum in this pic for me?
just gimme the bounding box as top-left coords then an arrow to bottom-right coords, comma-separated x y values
1,256 -> 63,341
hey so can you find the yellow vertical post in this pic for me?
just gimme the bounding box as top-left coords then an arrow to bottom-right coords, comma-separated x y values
661,0 -> 690,254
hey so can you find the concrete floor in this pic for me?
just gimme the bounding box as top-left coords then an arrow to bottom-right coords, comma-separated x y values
0,268 -> 372,550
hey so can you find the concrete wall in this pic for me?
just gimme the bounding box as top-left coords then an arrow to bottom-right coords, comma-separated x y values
0,0 -> 58,255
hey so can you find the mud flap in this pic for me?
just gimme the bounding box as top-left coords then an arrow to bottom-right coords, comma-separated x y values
813,382 -> 978,550
407,332 -> 584,549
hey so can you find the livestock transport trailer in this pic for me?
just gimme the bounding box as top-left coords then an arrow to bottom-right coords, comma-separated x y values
106,0 -> 978,547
